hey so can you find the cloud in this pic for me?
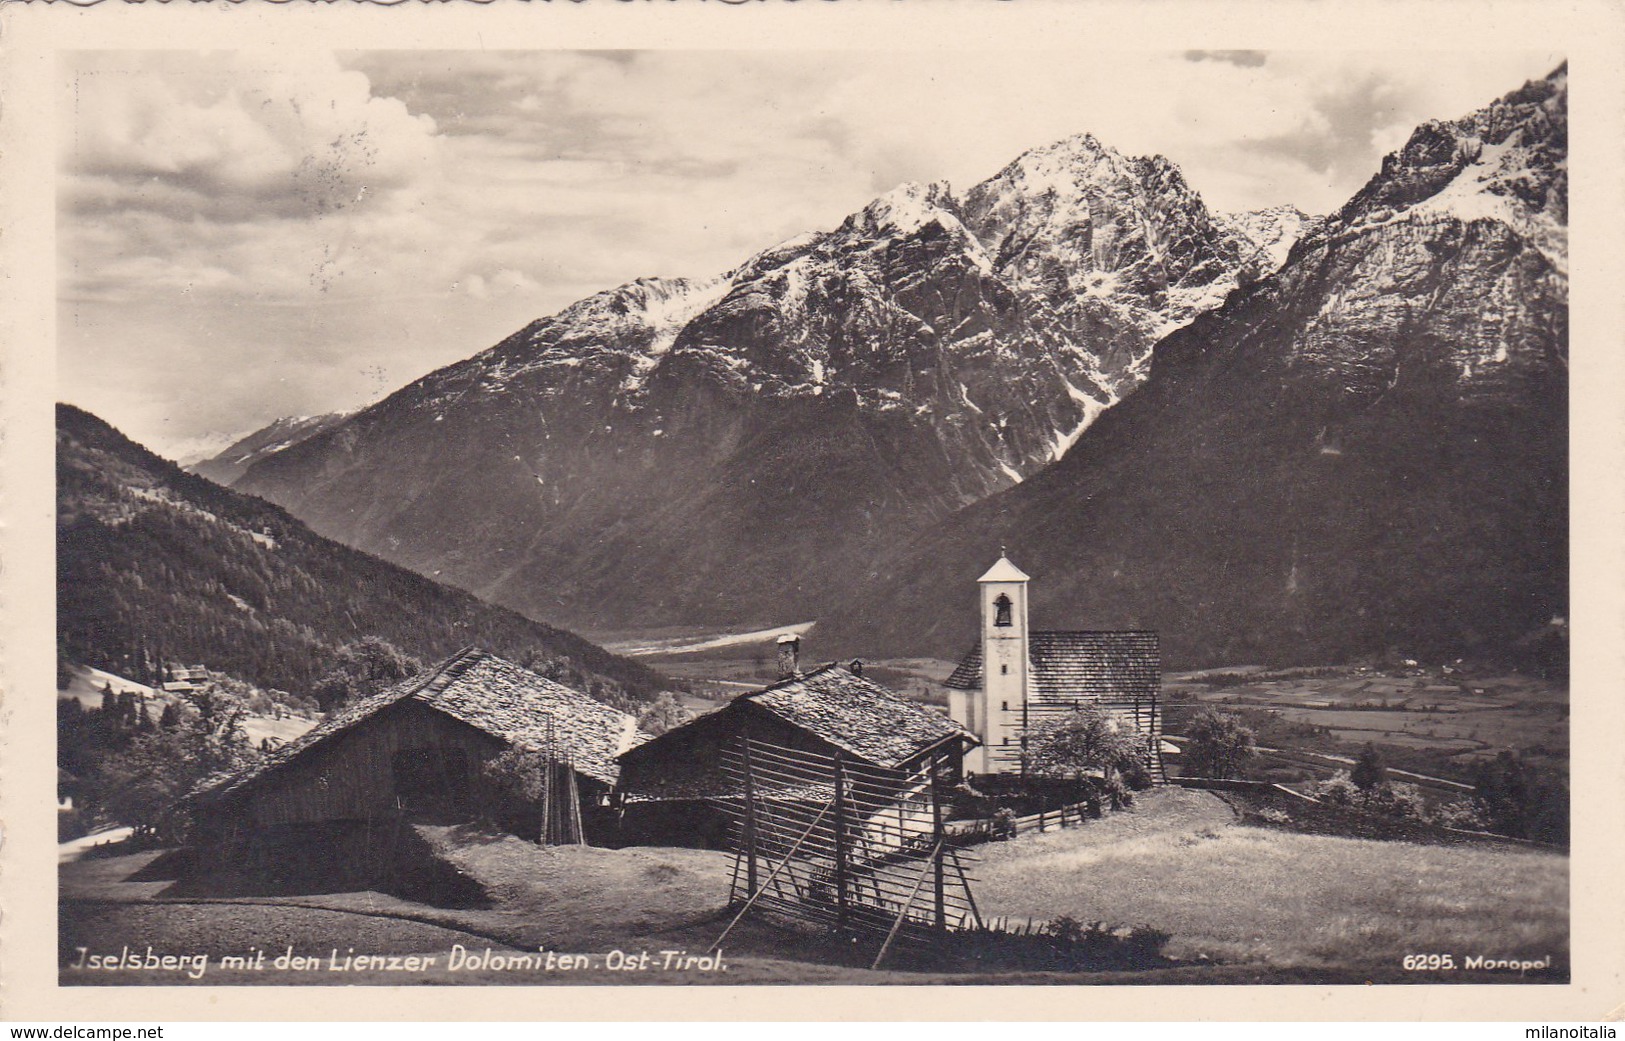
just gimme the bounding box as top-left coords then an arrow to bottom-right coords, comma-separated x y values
1239,69 -> 1413,180
464,269 -> 544,301
63,52 -> 440,224
58,48 -> 1566,458
1184,50 -> 1268,68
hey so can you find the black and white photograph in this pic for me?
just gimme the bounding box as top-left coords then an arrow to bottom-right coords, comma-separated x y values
7,2 -> 1619,1018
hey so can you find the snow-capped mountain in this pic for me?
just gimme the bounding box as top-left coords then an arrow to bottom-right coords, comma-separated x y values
825,65 -> 1568,669
1216,205 -> 1325,282
235,130 -> 1309,633
189,412 -> 352,486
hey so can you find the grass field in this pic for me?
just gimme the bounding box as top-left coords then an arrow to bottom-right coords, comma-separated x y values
974,790 -> 1567,972
60,788 -> 1567,985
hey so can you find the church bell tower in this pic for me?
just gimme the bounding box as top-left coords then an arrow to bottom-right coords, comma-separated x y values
977,552 -> 1030,774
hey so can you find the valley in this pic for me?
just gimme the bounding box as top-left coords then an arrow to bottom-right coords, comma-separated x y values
597,618 -> 1567,796
51,56 -> 1573,994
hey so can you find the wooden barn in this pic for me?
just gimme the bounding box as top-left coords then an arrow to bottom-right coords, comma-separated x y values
191,647 -> 640,845
614,637 -> 978,847
944,554 -> 1166,779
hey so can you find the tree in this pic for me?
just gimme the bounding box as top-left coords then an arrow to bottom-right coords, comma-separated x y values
98,715 -> 260,842
1182,709 -> 1257,780
1313,770 -> 1360,807
1362,780 -> 1426,819
1472,750 -> 1567,843
475,748 -> 554,837
635,692 -> 692,737
310,637 -> 421,710
116,690 -> 139,730
1028,705 -> 1143,785
1352,744 -> 1388,792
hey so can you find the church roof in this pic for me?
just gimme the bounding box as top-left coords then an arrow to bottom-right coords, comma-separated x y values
978,555 -> 1031,583
945,631 -> 1160,700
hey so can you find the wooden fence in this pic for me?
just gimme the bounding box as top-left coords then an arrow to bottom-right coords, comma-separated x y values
949,799 -> 1098,842
708,736 -> 981,968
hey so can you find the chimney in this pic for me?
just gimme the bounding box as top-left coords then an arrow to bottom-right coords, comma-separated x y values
776,633 -> 801,679
849,659 -> 864,678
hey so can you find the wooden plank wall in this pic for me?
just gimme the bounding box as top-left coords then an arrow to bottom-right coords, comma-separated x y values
228,700 -> 506,828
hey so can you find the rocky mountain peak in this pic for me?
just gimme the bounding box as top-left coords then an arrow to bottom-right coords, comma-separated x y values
997,130 -> 1122,180
846,179 -> 961,237
1218,204 -> 1326,281
235,120 -> 1318,636
826,64 -> 1569,669
1334,63 -> 1567,262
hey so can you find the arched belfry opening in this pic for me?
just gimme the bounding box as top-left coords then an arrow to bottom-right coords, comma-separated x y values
993,594 -> 1013,627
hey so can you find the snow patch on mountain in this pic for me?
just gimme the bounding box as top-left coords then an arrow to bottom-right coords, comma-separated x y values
853,180 -> 958,236
1219,204 -> 1322,276
1050,385 -> 1110,462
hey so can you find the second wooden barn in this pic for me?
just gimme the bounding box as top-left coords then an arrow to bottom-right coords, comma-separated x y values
614,638 -> 978,847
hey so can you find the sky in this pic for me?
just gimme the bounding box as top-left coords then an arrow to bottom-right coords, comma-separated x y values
57,48 -> 1565,461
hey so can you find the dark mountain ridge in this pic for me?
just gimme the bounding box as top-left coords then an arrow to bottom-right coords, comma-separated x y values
57,403 -> 669,704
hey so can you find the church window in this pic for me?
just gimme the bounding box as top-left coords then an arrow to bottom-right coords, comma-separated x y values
1000,664 -> 1008,675
1001,700 -> 1008,712
994,594 -> 1013,627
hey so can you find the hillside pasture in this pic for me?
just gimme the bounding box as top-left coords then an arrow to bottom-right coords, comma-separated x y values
974,789 -> 1567,973
60,786 -> 1566,984
59,665 -> 316,749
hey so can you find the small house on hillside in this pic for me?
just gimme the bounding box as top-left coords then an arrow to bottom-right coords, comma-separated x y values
615,636 -> 977,846
192,647 -> 640,845
945,554 -> 1165,779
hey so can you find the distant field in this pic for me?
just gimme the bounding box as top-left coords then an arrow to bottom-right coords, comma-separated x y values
60,665 -> 155,709
1165,666 -> 1567,782
596,621 -> 817,659
59,664 -> 316,748
618,632 -> 1567,790
610,619 -> 962,705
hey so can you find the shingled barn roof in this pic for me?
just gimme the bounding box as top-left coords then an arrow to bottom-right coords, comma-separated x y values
618,662 -> 973,792
198,648 -> 640,799
945,631 -> 1160,701
742,663 -> 974,768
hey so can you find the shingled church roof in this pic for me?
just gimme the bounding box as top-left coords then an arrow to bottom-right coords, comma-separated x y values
945,631 -> 1160,701
198,648 -> 640,800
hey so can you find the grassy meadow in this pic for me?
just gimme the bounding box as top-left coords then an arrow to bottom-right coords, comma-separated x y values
974,789 -> 1566,971
61,788 -> 1566,985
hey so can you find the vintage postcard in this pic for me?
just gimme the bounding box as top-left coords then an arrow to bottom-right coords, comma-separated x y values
2,0 -> 1622,1023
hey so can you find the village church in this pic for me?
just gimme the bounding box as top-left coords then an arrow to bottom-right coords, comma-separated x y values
945,554 -> 1166,780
